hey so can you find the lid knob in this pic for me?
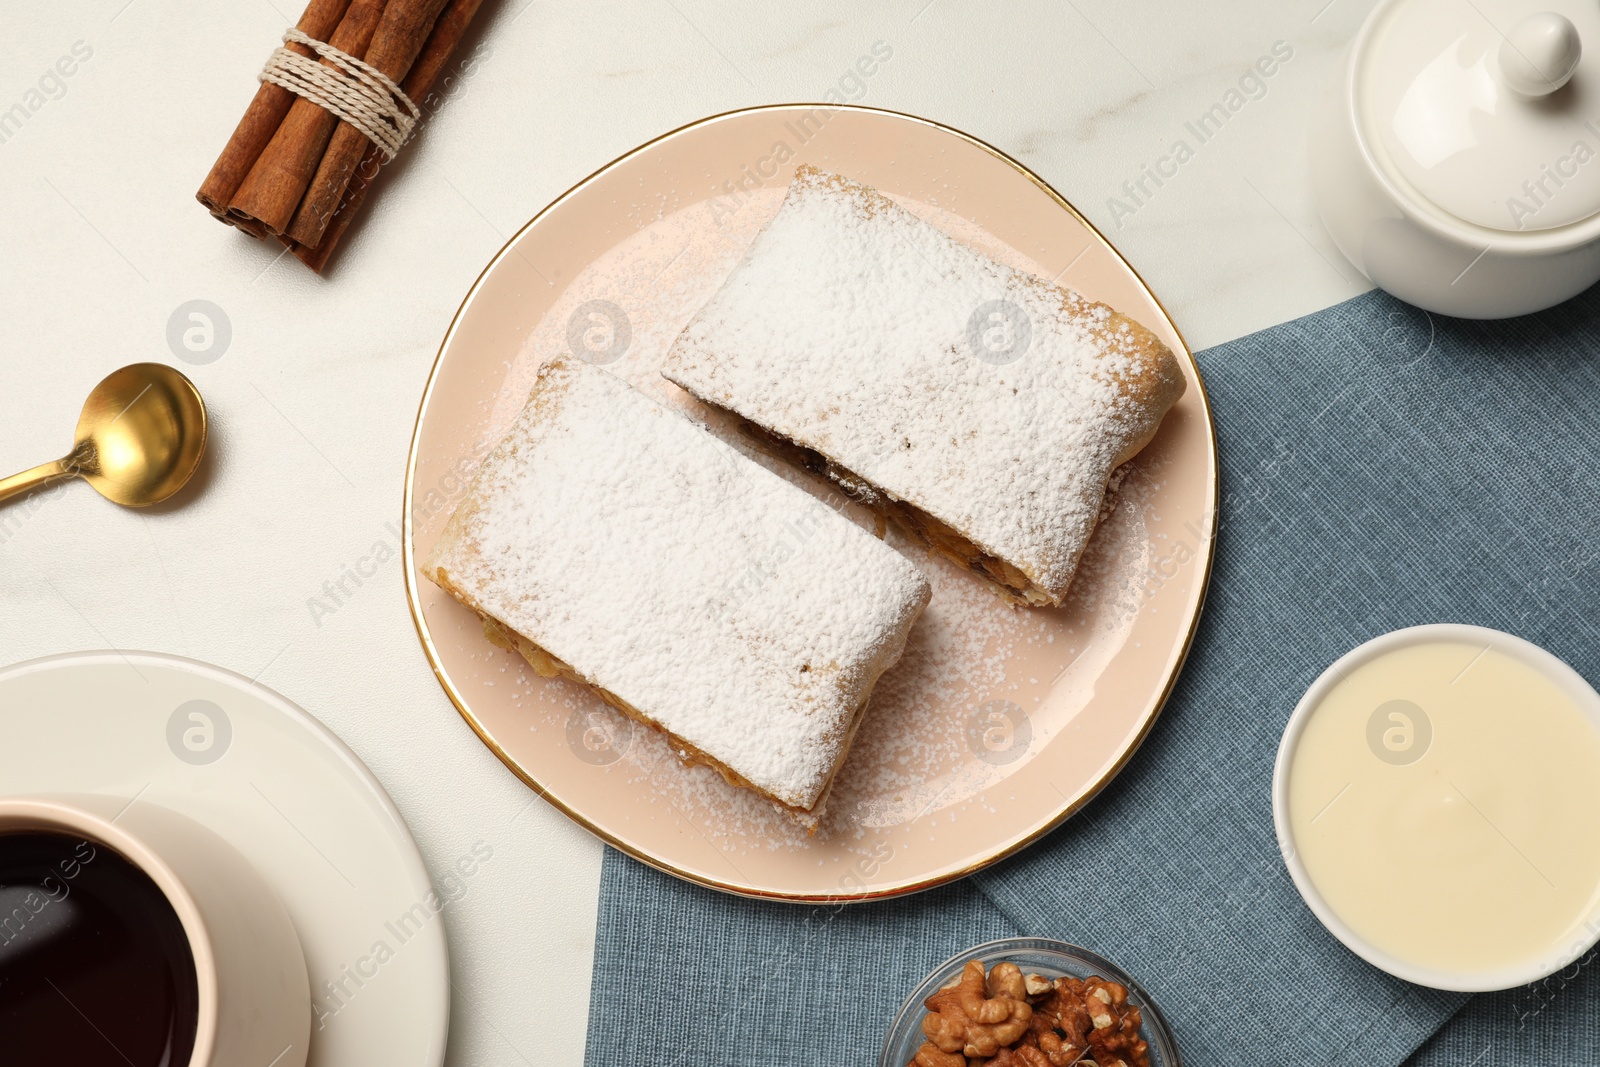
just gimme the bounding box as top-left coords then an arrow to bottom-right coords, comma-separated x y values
1499,12 -> 1582,96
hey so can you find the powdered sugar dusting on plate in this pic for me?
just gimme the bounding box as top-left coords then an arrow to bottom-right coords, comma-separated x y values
464,177 -> 1170,851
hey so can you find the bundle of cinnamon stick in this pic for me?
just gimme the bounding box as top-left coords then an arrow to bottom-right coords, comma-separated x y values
198,0 -> 486,272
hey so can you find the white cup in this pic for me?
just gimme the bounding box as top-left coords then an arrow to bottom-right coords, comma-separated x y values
0,795 -> 310,1067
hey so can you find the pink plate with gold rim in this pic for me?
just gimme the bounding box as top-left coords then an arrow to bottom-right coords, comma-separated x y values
403,105 -> 1217,901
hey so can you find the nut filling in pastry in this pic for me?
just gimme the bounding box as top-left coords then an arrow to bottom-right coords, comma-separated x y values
422,356 -> 930,819
663,166 -> 1186,607
733,416 -> 1052,606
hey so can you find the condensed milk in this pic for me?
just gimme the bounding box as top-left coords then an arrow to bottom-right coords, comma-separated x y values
1274,624 -> 1600,990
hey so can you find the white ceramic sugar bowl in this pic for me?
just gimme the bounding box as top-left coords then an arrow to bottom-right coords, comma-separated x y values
1313,0 -> 1600,317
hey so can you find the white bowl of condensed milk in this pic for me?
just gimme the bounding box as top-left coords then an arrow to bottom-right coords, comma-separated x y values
1274,623 -> 1600,991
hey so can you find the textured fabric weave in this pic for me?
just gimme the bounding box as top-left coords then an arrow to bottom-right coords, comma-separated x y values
585,290 -> 1600,1066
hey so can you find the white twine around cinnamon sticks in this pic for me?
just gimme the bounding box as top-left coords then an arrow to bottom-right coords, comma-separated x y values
259,27 -> 421,162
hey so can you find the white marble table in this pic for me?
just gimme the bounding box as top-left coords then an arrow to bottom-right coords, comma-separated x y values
0,2 -> 1375,1062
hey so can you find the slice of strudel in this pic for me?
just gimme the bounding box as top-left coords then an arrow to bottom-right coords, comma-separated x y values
662,166 -> 1186,607
423,355 -> 931,817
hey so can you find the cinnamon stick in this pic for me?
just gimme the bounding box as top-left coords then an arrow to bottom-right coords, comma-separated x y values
291,0 -> 487,271
226,0 -> 389,236
195,0 -> 351,235
284,0 -> 453,248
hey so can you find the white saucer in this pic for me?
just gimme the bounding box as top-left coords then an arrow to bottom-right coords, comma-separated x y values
0,651 -> 448,1066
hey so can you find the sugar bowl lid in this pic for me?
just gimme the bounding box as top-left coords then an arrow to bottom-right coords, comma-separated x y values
1357,0 -> 1600,232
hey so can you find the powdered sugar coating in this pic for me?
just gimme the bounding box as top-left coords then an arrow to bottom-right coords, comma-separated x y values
662,167 -> 1184,603
423,356 -> 931,810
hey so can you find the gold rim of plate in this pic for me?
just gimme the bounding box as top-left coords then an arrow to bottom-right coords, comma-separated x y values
401,103 -> 1221,903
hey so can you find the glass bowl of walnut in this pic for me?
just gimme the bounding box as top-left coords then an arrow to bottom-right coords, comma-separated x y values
879,937 -> 1181,1067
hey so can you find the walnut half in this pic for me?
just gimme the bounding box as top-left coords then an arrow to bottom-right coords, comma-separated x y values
1081,978 -> 1149,1067
918,960 -> 1034,1060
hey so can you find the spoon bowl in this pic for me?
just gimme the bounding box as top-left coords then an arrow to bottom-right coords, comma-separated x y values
76,363 -> 208,506
0,363 -> 207,509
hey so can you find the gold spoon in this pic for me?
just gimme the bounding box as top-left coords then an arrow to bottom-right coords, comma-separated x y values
0,363 -> 207,508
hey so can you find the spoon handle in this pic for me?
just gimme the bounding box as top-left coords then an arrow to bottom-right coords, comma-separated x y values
0,458 -> 72,505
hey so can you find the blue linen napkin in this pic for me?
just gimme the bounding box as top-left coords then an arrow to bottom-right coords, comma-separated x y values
584,289 -> 1600,1066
